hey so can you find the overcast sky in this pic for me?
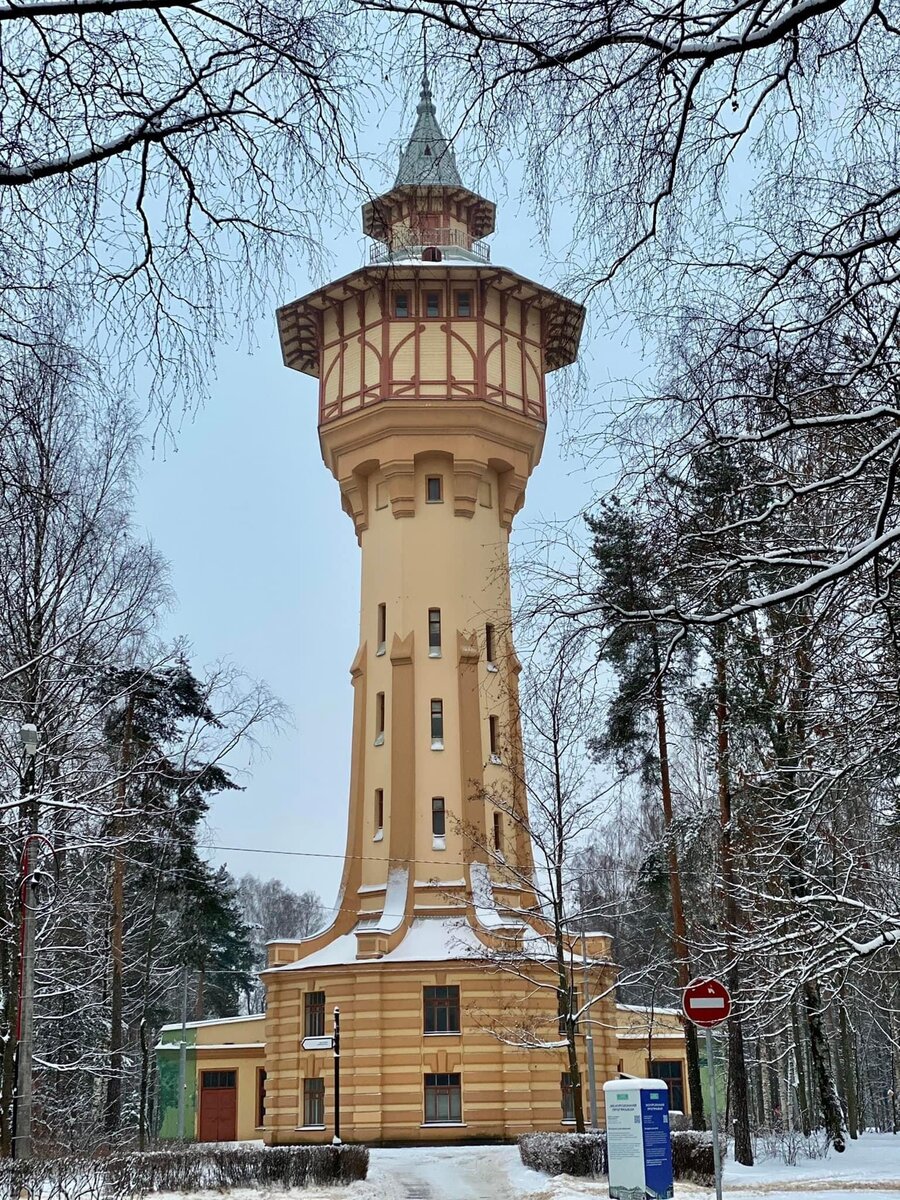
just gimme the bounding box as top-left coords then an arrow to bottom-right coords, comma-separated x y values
131,89 -> 639,917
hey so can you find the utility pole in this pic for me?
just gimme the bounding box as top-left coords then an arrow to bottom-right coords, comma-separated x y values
13,723 -> 39,1161
580,929 -> 598,1128
332,1007 -> 341,1145
176,963 -> 189,1140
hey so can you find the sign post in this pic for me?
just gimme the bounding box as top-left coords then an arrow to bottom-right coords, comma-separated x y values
683,978 -> 731,1200
603,1079 -> 674,1200
332,1006 -> 341,1146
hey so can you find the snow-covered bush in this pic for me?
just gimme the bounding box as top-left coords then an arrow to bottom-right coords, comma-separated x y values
518,1129 -> 724,1186
518,1132 -> 608,1177
670,1131 -> 727,1186
106,1145 -> 369,1191
0,1144 -> 369,1199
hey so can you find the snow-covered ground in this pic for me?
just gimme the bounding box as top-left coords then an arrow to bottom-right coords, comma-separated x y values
291,1134 -> 900,1199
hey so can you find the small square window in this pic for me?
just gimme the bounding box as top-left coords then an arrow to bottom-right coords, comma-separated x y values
432,796 -> 446,837
425,291 -> 442,318
394,292 -> 410,318
455,290 -> 472,318
426,476 -> 443,503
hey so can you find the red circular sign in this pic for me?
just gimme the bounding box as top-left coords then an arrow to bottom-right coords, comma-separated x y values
683,977 -> 731,1028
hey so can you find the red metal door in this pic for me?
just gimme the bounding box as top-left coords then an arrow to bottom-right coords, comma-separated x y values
199,1070 -> 237,1141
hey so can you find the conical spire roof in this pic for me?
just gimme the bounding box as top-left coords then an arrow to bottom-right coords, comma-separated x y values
394,74 -> 463,189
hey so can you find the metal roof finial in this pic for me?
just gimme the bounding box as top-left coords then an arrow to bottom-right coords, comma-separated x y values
393,38 -> 463,189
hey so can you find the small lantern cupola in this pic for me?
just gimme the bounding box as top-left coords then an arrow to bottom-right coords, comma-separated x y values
362,74 -> 495,262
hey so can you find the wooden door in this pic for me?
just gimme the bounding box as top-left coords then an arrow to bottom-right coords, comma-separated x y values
199,1070 -> 237,1141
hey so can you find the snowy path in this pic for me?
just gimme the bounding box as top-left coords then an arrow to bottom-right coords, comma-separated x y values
302,1135 -> 900,1200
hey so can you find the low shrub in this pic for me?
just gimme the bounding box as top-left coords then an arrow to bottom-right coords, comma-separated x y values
756,1127 -> 831,1165
518,1131 -> 608,1178
0,1143 -> 369,1199
107,1144 -> 369,1191
670,1131 -> 727,1187
518,1128 -> 725,1187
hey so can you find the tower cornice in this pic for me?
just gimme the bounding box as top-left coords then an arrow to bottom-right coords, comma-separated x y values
276,263 -> 585,380
319,399 -> 545,536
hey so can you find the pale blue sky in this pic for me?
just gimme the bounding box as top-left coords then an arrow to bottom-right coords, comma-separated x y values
132,92 -> 637,914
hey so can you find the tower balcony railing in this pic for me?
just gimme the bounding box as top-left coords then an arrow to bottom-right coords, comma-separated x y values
369,228 -> 490,264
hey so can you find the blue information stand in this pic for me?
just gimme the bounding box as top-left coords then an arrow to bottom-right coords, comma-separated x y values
603,1079 -> 674,1200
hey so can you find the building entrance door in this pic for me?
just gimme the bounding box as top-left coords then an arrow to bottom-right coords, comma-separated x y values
199,1070 -> 237,1141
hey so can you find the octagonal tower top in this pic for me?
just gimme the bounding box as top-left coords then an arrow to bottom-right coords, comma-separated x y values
362,74 -> 496,258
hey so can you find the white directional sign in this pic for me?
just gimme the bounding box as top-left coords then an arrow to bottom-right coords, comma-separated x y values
301,1035 -> 334,1051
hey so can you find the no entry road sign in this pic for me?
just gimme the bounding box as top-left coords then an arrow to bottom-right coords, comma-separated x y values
682,978 -> 731,1028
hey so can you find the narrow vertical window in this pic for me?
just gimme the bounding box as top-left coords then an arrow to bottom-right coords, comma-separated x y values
489,715 -> 501,761
431,699 -> 444,747
375,692 -> 385,745
561,1073 -> 575,1122
303,1078 -> 325,1126
493,812 -> 503,853
432,797 -> 446,837
377,603 -> 386,655
425,290 -> 442,318
485,623 -> 495,667
375,788 -> 384,837
256,1068 -> 267,1128
426,476 -> 443,503
428,608 -> 442,656
455,290 -> 472,318
394,291 -> 410,318
304,991 -> 326,1037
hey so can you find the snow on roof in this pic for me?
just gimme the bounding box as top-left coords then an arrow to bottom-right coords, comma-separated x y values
357,866 -> 408,935
470,862 -> 524,931
156,1042 -> 265,1052
272,916 -> 488,971
159,1012 -> 265,1033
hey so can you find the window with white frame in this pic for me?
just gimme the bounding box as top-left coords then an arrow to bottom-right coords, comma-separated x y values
431,699 -> 444,748
375,692 -> 385,745
428,608 -> 441,657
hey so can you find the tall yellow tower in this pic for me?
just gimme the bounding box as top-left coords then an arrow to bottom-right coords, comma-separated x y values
261,80 -> 619,1143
